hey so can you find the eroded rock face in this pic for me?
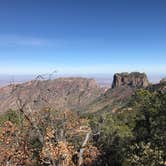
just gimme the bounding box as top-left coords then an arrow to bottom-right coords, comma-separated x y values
112,72 -> 149,88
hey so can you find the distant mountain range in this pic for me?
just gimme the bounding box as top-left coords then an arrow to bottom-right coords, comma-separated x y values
0,73 -> 164,87
0,72 -> 165,115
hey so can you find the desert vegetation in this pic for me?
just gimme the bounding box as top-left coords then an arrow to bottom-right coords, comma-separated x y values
0,73 -> 166,165
1,0 -> 165,164
0,87 -> 166,165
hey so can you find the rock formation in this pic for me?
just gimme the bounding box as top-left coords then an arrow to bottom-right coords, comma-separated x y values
0,73 -> 153,115
112,72 -> 149,88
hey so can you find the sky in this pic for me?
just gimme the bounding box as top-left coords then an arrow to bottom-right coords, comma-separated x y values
0,0 -> 166,75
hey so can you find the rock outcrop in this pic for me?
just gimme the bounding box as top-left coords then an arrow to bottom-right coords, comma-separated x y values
112,72 -> 149,88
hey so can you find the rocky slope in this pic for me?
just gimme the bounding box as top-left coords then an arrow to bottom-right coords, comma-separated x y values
0,72 -> 165,114
86,72 -> 150,113
85,86 -> 135,113
0,77 -> 102,113
148,81 -> 166,94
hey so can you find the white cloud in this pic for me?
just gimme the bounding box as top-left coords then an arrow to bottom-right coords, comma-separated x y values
0,35 -> 63,47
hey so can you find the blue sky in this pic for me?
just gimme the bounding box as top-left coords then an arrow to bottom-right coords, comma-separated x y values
0,0 -> 166,75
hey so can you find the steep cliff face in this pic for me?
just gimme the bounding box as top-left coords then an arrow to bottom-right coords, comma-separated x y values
112,72 -> 149,88
0,77 -> 102,113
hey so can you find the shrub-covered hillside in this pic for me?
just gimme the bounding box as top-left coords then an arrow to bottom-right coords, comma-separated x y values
0,88 -> 165,165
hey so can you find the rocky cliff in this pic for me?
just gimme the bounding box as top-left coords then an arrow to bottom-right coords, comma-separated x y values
112,72 -> 149,88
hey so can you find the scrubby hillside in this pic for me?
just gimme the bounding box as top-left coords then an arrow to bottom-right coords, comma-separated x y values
0,83 -> 165,165
0,77 -> 102,113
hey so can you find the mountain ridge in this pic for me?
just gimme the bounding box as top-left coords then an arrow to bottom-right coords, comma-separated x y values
0,72 -> 165,114
0,77 -> 102,113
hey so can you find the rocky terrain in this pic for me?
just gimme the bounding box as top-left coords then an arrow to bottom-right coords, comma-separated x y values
0,77 -> 102,113
85,72 -> 150,113
0,72 -> 165,114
